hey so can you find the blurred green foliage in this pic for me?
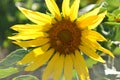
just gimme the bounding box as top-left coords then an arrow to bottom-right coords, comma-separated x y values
0,0 -> 120,80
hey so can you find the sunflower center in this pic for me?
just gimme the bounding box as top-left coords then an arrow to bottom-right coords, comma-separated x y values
49,19 -> 81,55
58,30 -> 72,42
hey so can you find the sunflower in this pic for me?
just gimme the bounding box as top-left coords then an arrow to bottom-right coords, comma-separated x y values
9,0 -> 114,80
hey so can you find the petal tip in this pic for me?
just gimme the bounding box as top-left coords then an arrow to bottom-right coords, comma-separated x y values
110,54 -> 115,58
17,61 -> 23,65
99,57 -> 106,63
8,37 -> 13,40
17,6 -> 24,11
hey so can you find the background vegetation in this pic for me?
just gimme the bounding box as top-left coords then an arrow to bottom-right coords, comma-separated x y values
0,0 -> 120,80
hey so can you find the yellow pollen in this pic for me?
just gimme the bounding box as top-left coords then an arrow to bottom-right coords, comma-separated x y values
49,19 -> 81,54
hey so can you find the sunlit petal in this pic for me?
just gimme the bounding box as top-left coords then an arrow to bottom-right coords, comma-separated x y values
17,51 -> 36,65
53,54 -> 64,80
18,7 -> 53,25
42,52 -> 59,80
33,44 -> 50,54
88,11 -> 107,29
71,51 -> 89,80
25,48 -> 55,71
75,50 -> 90,79
87,40 -> 114,58
62,0 -> 70,18
11,24 -> 52,32
64,54 -> 73,80
70,0 -> 80,21
18,44 -> 50,65
82,30 -> 107,41
45,0 -> 61,20
76,15 -> 98,29
13,37 -> 49,47
8,32 -> 48,40
77,7 -> 101,22
79,45 -> 105,63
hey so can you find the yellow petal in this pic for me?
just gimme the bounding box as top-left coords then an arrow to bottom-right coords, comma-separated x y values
25,48 -> 55,71
81,38 -> 96,52
13,37 -> 49,47
77,7 -> 101,22
17,51 -> 35,65
42,52 -> 59,80
62,0 -> 70,18
79,45 -> 105,63
71,51 -> 89,80
8,32 -> 48,40
76,15 -> 98,29
88,11 -> 107,29
11,24 -> 52,32
64,54 -> 73,80
88,40 -> 114,58
53,54 -> 64,80
99,47 -> 114,58
18,7 -> 53,25
33,44 -> 50,56
81,33 -> 114,58
18,44 -> 50,65
45,0 -> 61,21
82,30 -> 107,41
40,43 -> 51,52
70,0 -> 80,21
75,50 -> 89,75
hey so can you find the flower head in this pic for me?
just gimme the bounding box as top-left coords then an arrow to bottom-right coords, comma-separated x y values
9,0 -> 114,80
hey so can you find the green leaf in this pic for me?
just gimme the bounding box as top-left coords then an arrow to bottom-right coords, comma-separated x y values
72,70 -> 78,80
113,47 -> 120,55
106,8 -> 120,22
106,13 -> 115,22
0,49 -> 28,69
104,22 -> 120,26
86,58 -> 98,68
113,9 -> 120,18
114,27 -> 120,41
0,67 -> 19,78
12,75 -> 39,80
